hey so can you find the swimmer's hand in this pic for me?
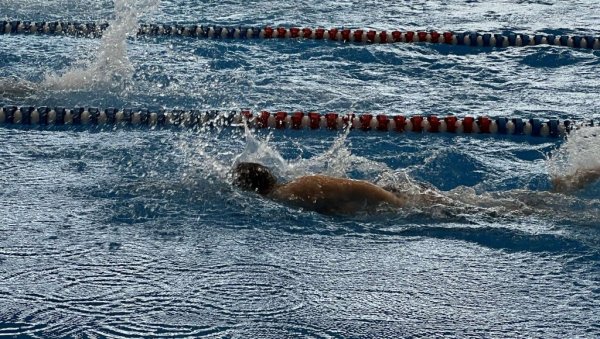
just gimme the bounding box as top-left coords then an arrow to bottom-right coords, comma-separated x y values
269,175 -> 407,215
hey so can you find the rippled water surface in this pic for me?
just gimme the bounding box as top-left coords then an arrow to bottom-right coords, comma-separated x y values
1,0 -> 600,337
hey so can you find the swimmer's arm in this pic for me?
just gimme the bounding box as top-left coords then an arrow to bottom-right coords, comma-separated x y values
552,168 -> 600,193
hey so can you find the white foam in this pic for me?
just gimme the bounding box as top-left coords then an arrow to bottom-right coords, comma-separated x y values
546,126 -> 600,188
43,0 -> 159,91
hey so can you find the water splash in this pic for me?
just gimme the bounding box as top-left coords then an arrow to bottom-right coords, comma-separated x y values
42,0 -> 159,92
546,126 -> 600,192
234,124 -> 288,176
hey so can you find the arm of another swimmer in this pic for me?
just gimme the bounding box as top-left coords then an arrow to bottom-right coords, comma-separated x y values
552,168 -> 600,193
270,175 -> 407,213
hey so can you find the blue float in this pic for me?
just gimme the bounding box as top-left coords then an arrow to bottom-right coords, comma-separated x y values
494,34 -> 504,47
548,119 -> 559,137
139,108 -> 149,123
455,32 -> 466,45
482,33 -> 491,47
469,32 -> 478,46
508,33 -> 517,46
512,118 -> 524,134
105,107 -> 116,123
71,107 -> 84,124
4,106 -> 17,123
54,107 -> 65,124
530,118 -> 542,136
559,35 -> 569,46
496,117 -> 508,134
88,107 -> 99,124
21,107 -> 34,124
252,27 -> 261,39
37,106 -> 49,124
122,108 -> 132,122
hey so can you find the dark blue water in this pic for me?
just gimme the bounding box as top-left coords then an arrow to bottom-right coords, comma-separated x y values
1,0 -> 599,337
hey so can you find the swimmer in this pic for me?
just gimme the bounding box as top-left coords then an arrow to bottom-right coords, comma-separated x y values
233,162 -> 600,215
233,162 -> 449,215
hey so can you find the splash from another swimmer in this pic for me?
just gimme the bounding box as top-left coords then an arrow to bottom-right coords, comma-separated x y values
0,0 -> 158,97
547,125 -> 600,192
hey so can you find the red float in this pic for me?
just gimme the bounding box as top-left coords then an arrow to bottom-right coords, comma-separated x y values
276,27 -> 286,38
308,112 -> 321,129
259,111 -> 270,128
393,115 -> 406,132
290,27 -> 300,38
341,29 -> 351,41
291,111 -> 304,129
342,113 -> 355,128
302,28 -> 312,38
325,113 -> 338,129
478,116 -> 491,133
263,26 -> 273,38
367,30 -> 376,42
411,115 -> 423,132
443,32 -> 453,44
275,111 -> 287,129
379,31 -> 388,43
315,28 -> 325,39
376,115 -> 389,131
427,115 -> 440,132
328,28 -> 338,40
445,116 -> 458,133
353,29 -> 364,41
462,116 -> 475,133
360,114 -> 373,130
241,110 -> 252,120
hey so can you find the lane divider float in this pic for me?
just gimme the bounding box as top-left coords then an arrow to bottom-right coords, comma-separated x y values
0,105 -> 591,137
1,20 -> 599,49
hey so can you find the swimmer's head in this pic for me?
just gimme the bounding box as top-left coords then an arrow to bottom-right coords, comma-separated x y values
233,162 -> 278,195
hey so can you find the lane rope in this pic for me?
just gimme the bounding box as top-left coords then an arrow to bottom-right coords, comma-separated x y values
0,105 -> 593,137
2,20 -> 599,49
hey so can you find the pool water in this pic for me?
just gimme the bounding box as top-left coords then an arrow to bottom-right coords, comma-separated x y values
1,0 -> 599,337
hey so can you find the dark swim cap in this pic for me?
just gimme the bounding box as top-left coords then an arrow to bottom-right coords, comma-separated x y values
233,162 -> 278,195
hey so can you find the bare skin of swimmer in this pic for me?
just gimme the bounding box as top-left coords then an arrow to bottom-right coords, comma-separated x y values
269,174 -> 407,214
233,162 -> 444,215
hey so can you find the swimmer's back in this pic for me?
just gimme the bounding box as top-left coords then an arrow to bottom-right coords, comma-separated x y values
269,175 -> 406,214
